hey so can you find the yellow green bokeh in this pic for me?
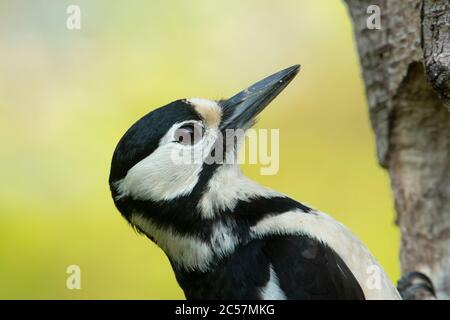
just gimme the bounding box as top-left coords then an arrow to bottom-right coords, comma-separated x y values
0,0 -> 399,299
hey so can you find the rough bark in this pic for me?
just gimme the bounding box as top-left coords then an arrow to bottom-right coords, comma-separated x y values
344,0 -> 450,299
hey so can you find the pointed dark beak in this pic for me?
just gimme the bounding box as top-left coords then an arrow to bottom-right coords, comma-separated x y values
220,64 -> 300,130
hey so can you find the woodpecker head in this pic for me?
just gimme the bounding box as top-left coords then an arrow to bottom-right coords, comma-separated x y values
109,65 -> 300,266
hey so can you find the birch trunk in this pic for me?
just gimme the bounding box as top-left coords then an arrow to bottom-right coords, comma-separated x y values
344,0 -> 450,299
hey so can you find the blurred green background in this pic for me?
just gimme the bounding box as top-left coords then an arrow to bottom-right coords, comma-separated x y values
0,0 -> 399,299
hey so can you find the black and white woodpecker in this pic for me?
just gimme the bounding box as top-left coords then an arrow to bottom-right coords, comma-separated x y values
109,65 -> 401,300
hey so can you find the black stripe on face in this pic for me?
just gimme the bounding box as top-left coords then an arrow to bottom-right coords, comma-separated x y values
129,197 -> 219,241
122,195 -> 314,242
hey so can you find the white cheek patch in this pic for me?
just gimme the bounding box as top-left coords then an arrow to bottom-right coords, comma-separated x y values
198,165 -> 282,218
251,210 -> 401,300
186,98 -> 222,129
115,121 -> 218,202
115,143 -> 203,201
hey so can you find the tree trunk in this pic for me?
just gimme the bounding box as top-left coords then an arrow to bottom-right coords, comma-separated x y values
344,0 -> 450,299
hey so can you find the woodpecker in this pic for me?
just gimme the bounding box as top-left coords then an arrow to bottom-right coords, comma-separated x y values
109,65 -> 401,300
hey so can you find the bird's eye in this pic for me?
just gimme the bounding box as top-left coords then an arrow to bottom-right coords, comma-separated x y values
174,123 -> 203,145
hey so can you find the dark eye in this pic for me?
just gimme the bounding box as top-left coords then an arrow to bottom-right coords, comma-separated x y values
174,123 -> 203,145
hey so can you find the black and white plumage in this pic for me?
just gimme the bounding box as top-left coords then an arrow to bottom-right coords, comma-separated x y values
109,65 -> 401,300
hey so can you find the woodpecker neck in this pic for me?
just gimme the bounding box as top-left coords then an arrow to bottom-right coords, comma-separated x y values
197,164 -> 282,219
117,164 -> 294,272
116,161 -> 314,274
